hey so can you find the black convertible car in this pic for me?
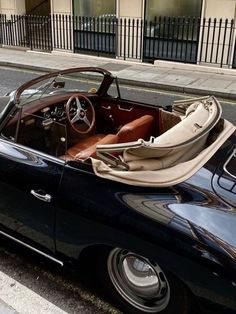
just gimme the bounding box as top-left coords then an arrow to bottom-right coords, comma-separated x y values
0,67 -> 235,313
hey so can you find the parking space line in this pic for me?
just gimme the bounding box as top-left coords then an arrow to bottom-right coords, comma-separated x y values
0,270 -> 67,314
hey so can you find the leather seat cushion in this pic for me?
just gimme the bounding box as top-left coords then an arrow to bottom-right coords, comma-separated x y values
66,134 -> 105,158
75,134 -> 119,160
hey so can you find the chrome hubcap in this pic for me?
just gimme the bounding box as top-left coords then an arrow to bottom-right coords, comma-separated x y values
107,249 -> 170,313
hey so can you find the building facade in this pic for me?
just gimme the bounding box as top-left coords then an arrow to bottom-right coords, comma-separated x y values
1,0 -> 233,24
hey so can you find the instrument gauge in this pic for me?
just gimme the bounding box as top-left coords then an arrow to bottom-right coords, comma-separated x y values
55,106 -> 64,117
42,107 -> 51,119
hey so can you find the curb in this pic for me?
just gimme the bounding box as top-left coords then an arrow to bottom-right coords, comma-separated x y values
155,60 -> 236,76
0,61 -> 236,100
0,61 -> 59,74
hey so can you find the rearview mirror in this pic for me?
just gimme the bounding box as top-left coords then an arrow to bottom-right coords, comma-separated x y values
53,81 -> 65,89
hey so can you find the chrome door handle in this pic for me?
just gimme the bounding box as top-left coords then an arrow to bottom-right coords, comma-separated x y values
30,190 -> 52,202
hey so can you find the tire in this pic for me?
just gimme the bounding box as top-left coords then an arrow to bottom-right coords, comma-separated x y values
96,248 -> 191,314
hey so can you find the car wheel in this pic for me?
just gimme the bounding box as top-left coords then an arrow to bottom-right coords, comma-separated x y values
97,248 -> 190,314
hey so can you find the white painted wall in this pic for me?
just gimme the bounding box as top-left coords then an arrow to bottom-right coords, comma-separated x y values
51,0 -> 73,51
51,0 -> 72,15
117,0 -> 145,60
117,0 -> 144,19
199,0 -> 236,67
204,0 -> 236,19
0,0 -> 25,16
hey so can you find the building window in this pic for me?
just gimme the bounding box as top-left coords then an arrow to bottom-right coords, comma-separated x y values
145,0 -> 202,20
26,0 -> 50,15
144,0 -> 203,63
73,0 -> 116,57
74,0 -> 116,17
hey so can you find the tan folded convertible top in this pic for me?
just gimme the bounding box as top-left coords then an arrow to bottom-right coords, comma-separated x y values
91,96 -> 236,187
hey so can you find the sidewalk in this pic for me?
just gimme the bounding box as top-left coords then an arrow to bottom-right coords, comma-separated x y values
1,47 -> 236,100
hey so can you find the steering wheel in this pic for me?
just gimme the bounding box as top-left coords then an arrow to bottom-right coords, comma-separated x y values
66,93 -> 95,134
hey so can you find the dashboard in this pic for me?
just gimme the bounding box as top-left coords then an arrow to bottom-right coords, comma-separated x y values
40,103 -> 66,122
38,96 -> 90,123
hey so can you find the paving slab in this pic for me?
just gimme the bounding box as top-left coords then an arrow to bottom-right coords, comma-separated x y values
158,73 -> 197,85
192,77 -> 233,89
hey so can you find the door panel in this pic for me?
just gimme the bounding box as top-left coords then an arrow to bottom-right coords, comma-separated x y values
0,139 -> 64,253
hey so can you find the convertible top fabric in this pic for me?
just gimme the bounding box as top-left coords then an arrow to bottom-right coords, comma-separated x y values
91,96 -> 236,186
91,120 -> 235,186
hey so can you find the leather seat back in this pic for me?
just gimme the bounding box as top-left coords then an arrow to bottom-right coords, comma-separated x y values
117,115 -> 154,143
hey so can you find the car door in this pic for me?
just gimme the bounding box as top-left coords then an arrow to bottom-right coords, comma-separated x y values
0,112 -> 66,254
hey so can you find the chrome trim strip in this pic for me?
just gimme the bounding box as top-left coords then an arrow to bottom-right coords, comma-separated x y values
0,230 -> 64,266
223,148 -> 236,180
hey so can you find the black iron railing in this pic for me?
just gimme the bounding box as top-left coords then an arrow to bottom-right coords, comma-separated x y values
0,14 -> 236,68
198,18 -> 235,68
0,14 -> 52,50
52,14 -> 72,51
143,16 -> 200,63
72,16 -> 116,57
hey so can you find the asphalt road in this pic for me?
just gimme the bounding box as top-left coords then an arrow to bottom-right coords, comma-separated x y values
0,66 -> 235,314
0,236 -> 120,314
0,66 -> 235,125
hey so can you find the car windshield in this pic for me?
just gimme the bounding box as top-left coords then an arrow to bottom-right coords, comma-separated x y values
15,69 -> 106,105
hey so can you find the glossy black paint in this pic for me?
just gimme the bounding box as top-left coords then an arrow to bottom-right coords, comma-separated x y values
0,138 -> 64,253
52,133 -> 236,312
0,69 -> 235,313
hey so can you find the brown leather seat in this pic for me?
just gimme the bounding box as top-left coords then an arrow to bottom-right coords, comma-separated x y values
62,115 -> 154,161
65,134 -> 105,159
75,134 -> 118,160
61,133 -> 118,160
117,115 -> 154,143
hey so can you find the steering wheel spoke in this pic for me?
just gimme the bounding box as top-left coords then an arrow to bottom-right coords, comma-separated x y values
75,97 -> 83,110
83,116 -> 91,127
71,113 -> 80,124
66,93 -> 95,134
